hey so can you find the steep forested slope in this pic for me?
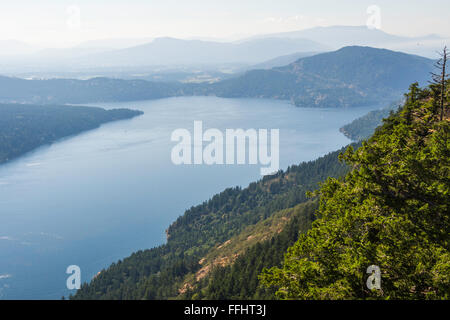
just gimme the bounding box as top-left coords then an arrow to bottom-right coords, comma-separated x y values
71,145 -> 352,299
261,81 -> 449,299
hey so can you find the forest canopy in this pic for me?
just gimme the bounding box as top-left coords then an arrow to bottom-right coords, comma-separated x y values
260,80 -> 450,299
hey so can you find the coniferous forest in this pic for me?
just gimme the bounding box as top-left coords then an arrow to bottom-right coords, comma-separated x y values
72,75 -> 449,300
261,80 -> 449,299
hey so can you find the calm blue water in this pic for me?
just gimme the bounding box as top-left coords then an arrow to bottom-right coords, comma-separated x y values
0,97 -> 379,299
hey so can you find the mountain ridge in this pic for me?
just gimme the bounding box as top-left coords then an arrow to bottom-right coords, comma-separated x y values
204,46 -> 434,107
0,46 -> 435,109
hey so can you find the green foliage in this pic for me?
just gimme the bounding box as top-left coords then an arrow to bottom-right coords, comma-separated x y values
73,79 -> 449,301
71,145 -> 352,300
0,103 -> 142,164
260,82 -> 449,299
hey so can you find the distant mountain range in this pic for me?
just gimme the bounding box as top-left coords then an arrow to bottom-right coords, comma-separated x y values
248,25 -> 442,48
0,40 -> 41,56
0,37 -> 326,74
246,25 -> 448,59
1,25 -> 446,75
0,46 -> 435,108
59,37 -> 328,68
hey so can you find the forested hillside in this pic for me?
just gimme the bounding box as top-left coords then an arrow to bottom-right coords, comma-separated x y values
71,144 -> 352,299
181,201 -> 319,300
0,103 -> 143,164
261,81 -> 449,299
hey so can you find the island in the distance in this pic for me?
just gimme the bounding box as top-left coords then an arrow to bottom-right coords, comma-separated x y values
0,103 -> 143,164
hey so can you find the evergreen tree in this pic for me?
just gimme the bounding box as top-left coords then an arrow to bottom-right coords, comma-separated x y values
430,47 -> 449,121
260,81 -> 449,300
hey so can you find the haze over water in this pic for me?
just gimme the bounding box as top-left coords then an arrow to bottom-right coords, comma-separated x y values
0,96 -> 378,299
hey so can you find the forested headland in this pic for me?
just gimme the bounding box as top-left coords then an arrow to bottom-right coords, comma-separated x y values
72,74 -> 449,300
0,103 -> 143,164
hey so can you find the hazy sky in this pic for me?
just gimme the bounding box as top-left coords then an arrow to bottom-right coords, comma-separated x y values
2,0 -> 450,47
